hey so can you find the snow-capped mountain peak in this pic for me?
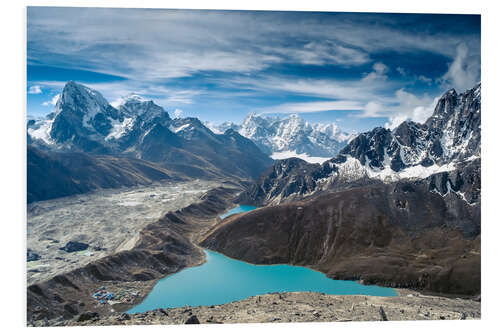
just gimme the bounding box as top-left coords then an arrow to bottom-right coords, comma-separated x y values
54,81 -> 109,120
28,81 -> 171,152
211,113 -> 354,159
113,93 -> 167,120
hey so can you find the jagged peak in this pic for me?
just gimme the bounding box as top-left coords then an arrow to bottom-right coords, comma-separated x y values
56,81 -> 109,115
244,112 -> 258,120
443,88 -> 457,97
61,80 -> 102,97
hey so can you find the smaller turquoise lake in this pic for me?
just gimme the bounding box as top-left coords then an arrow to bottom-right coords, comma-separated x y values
219,205 -> 257,219
127,249 -> 397,314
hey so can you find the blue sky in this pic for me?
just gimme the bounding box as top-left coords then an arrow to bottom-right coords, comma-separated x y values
27,8 -> 480,132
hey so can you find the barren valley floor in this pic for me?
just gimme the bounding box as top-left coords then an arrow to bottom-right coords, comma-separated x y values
27,180 -> 223,285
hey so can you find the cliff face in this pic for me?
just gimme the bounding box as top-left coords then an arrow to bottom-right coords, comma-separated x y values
202,180 -> 480,295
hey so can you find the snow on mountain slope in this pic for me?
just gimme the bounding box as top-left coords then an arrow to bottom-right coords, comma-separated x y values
27,118 -> 55,145
211,113 -> 355,159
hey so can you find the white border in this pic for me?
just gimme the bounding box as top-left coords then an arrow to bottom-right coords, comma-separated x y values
1,1 -> 498,332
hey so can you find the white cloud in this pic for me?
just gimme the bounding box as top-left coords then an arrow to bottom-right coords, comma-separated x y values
42,94 -> 60,106
259,100 -> 363,114
173,109 -> 183,118
363,101 -> 384,117
384,90 -> 439,129
362,62 -> 389,83
441,43 -> 480,92
28,85 -> 42,94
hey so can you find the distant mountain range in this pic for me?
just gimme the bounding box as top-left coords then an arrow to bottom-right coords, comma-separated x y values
27,81 -> 273,201
205,113 -> 356,163
239,83 -> 481,206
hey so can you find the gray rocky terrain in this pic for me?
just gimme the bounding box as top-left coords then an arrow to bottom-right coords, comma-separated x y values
27,180 -> 222,285
58,291 -> 479,326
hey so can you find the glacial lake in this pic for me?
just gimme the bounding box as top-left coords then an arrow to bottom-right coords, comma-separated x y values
219,205 -> 258,219
127,249 -> 397,314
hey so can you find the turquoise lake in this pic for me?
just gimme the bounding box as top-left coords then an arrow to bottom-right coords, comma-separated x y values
127,250 -> 397,314
219,205 -> 258,219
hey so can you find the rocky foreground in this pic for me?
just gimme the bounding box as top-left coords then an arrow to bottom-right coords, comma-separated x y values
56,290 -> 480,326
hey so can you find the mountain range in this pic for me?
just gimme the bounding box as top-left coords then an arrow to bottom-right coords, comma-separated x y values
27,81 -> 273,201
239,83 -> 481,206
206,113 -> 355,163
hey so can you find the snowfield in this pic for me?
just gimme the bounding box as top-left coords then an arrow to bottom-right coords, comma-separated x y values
271,150 -> 331,164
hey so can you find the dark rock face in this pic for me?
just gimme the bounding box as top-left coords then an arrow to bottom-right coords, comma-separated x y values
237,158 -> 326,205
202,181 -> 481,295
48,81 -> 120,153
135,119 -> 273,180
59,241 -> 89,253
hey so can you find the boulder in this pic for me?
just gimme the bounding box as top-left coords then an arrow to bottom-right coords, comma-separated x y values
77,312 -> 99,322
59,241 -> 89,253
185,315 -> 200,324
27,248 -> 41,261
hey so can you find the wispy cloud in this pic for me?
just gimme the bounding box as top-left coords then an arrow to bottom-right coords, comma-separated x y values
28,9 -> 480,82
28,85 -> 42,94
259,100 -> 363,114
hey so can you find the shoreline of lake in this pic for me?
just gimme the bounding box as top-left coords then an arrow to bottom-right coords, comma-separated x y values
126,248 -> 397,314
